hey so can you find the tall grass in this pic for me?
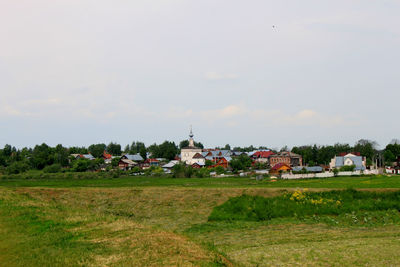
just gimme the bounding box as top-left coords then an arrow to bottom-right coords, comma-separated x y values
209,189 -> 400,222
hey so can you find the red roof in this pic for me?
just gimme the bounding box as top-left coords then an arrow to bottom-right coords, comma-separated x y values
271,163 -> 291,171
338,152 -> 361,156
192,153 -> 204,159
103,151 -> 112,159
252,151 -> 275,158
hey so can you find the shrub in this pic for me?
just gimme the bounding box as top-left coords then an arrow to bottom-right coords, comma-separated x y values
215,166 -> 225,175
194,168 -> 211,178
43,163 -> 62,173
6,161 -> 30,174
72,158 -> 91,172
339,165 -> 356,172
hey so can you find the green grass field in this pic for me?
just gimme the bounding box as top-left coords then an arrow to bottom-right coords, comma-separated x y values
1,175 -> 400,266
1,174 -> 400,188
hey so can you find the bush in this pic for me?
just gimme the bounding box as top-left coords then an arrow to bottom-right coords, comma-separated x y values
339,165 -> 356,172
43,163 -> 62,173
194,168 -> 211,178
72,158 -> 91,172
6,161 -> 30,174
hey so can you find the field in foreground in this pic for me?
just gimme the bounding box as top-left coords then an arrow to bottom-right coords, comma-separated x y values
1,174 -> 400,188
2,181 -> 400,266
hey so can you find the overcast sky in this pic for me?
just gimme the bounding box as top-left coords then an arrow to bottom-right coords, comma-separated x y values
1,0 -> 399,149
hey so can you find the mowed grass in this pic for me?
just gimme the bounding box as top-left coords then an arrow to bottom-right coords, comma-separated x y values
1,174 -> 400,188
2,186 -> 400,266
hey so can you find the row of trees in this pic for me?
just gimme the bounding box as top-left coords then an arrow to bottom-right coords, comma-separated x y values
1,138 -> 399,175
0,140 -> 189,174
291,139 -> 400,166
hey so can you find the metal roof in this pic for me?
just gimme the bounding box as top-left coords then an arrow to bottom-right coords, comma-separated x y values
292,166 -> 323,172
162,160 -> 179,168
122,154 -> 144,161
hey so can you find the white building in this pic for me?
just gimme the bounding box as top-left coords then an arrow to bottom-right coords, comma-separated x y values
180,128 -> 202,165
329,153 -> 366,170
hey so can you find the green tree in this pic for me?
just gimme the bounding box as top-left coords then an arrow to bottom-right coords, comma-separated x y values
6,161 -> 30,174
384,150 -> 395,165
88,143 -> 106,158
72,158 -> 91,172
54,144 -> 69,167
149,141 -> 178,160
30,143 -> 53,170
179,140 -> 204,149
354,139 -> 377,164
111,157 -> 121,167
69,146 -> 88,154
384,143 -> 400,165
107,142 -> 122,156
230,154 -> 252,172
3,144 -> 12,157
139,146 -> 147,160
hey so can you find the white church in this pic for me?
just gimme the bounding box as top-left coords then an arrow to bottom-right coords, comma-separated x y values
180,128 -> 205,166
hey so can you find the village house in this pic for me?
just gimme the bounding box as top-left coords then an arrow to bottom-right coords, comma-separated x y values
269,152 -> 302,168
162,160 -> 179,173
210,156 -> 231,169
201,150 -> 233,168
118,159 -> 137,170
121,153 -> 144,162
142,158 -> 159,169
329,152 -> 366,171
269,163 -> 292,175
250,150 -> 275,164
191,153 -> 206,166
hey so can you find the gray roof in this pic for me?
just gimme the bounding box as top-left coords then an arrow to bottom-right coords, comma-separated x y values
82,154 -> 95,160
224,156 -> 232,162
293,166 -> 323,172
122,154 -> 144,161
162,160 -> 179,168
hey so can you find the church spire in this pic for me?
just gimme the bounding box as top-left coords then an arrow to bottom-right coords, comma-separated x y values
189,125 -> 194,147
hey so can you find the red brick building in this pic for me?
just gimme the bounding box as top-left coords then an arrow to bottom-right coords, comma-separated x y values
269,152 -> 302,168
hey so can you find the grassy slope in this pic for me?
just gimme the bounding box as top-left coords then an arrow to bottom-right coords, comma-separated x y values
1,174 -> 400,188
2,185 -> 400,266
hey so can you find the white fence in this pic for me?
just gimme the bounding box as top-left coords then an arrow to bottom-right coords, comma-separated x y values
281,169 -> 379,180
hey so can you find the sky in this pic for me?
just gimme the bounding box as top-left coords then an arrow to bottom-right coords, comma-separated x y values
1,0 -> 399,150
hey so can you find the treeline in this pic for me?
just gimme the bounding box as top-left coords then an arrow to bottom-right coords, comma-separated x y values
0,139 -> 206,175
291,139 -> 400,166
0,140 -> 179,175
1,138 -> 399,175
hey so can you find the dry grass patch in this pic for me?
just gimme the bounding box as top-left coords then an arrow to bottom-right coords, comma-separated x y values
3,186 -> 400,266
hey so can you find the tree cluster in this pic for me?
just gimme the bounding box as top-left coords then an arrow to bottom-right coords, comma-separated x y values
291,140 -> 382,166
148,141 -> 178,160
